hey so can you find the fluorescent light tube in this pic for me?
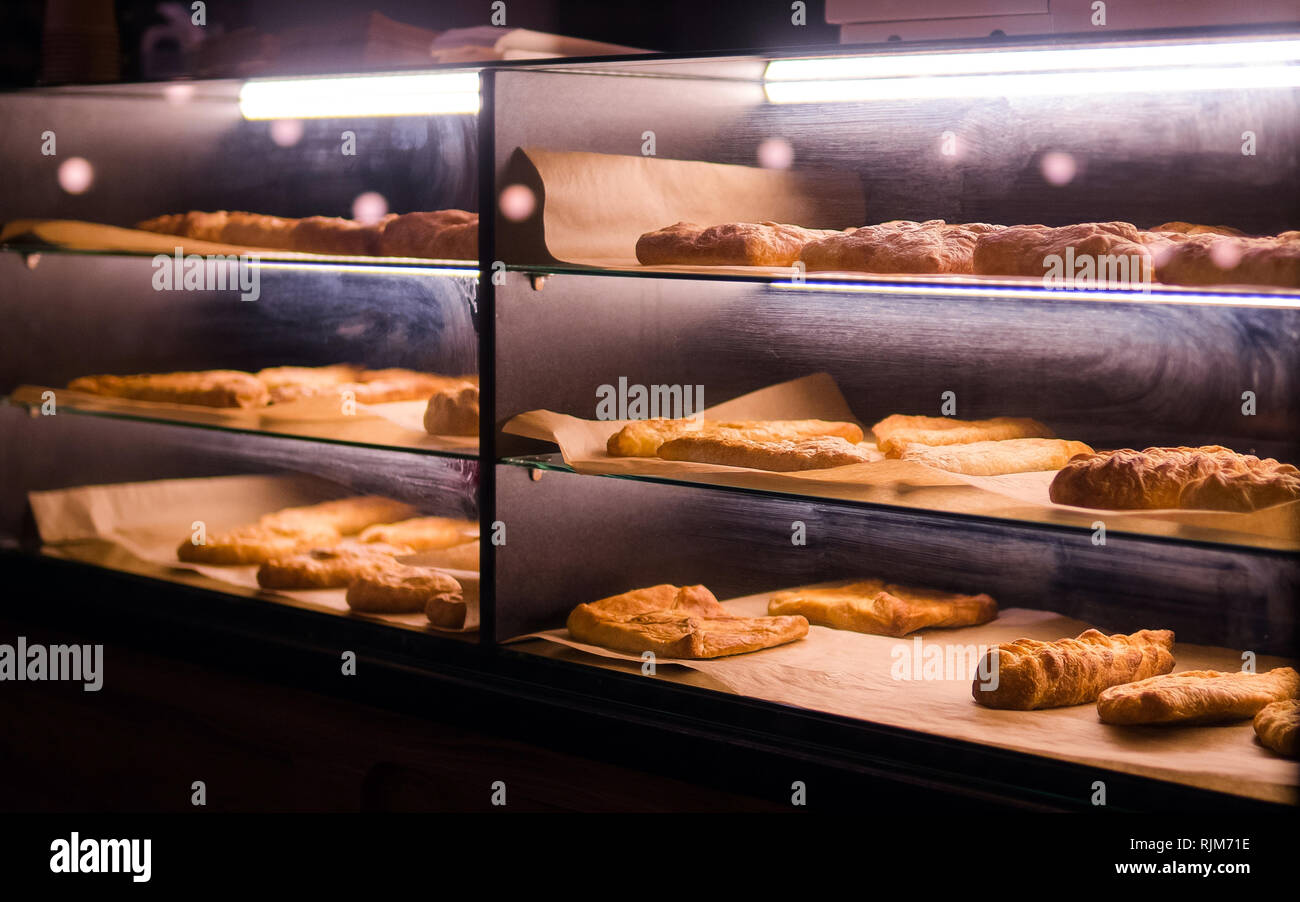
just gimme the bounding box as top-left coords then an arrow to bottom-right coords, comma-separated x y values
764,38 -> 1300,102
239,72 -> 479,120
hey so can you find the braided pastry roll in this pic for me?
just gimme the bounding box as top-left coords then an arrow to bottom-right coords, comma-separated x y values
972,628 -> 1175,710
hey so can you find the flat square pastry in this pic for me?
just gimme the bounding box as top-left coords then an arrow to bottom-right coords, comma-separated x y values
567,584 -> 808,659
657,435 -> 881,471
973,628 -> 1175,710
636,221 -> 838,267
799,219 -> 1002,274
871,414 -> 1053,458
1048,445 -> 1300,512
767,579 -> 997,637
1096,667 -> 1299,725
900,438 -> 1093,475
607,418 -> 864,457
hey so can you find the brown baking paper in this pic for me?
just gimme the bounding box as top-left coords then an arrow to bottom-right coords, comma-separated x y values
515,586 -> 1298,804
0,218 -> 475,266
503,372 -> 1300,550
28,474 -> 479,633
9,385 -> 478,454
515,148 -> 865,271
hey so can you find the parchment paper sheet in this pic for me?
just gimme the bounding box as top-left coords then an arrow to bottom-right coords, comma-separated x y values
28,474 -> 479,633
503,372 -> 1300,550
10,385 -> 478,454
515,588 -> 1298,804
520,148 -> 865,269
0,218 -> 475,266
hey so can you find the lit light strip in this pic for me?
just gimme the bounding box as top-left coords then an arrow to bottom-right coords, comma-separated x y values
239,72 -> 479,120
770,279 -> 1300,309
764,38 -> 1300,102
765,39 -> 1300,81
253,261 -> 479,278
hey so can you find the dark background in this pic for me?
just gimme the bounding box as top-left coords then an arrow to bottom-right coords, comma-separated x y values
0,0 -> 841,86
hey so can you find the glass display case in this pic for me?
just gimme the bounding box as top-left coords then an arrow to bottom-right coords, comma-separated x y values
1,67 -> 482,643
484,31 -> 1300,809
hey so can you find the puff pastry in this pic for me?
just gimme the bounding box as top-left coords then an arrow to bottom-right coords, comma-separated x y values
900,438 -> 1093,475
256,544 -> 410,589
800,219 -> 1002,274
68,370 -> 270,409
607,418 -> 864,457
411,539 -> 479,572
636,221 -> 837,267
1152,221 -> 1246,237
973,628 -> 1176,710
259,496 -> 418,536
1254,699 -> 1300,756
767,580 -> 997,637
1096,667 -> 1299,725
346,565 -> 463,614
1049,445 -> 1300,512
871,414 -> 1053,458
567,584 -> 808,659
972,221 -> 1151,279
177,522 -> 340,565
658,435 -> 880,471
358,516 -> 478,551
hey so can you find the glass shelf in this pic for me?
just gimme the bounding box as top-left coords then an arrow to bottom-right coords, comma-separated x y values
501,454 -> 1299,553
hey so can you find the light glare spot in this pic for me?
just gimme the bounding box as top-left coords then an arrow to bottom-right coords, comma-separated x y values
757,138 -> 795,170
352,192 -> 389,224
499,184 -> 536,221
1040,151 -> 1077,186
270,119 -> 304,147
58,157 -> 94,194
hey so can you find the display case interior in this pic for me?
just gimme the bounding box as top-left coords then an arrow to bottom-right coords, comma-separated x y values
486,34 -> 1300,808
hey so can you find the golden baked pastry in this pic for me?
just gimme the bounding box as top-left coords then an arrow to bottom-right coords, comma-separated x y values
871,414 -> 1053,458
636,221 -> 838,267
289,216 -> 377,256
900,438 -> 1093,475
135,213 -> 184,235
358,516 -> 478,551
221,211 -> 296,249
767,579 -> 996,637
178,210 -> 230,242
423,381 -> 479,435
607,418 -> 864,457
1096,667 -> 1299,725
255,364 -> 363,393
68,370 -> 270,408
177,522 -> 340,565
259,496 -> 419,536
256,544 -> 410,589
1153,221 -> 1247,237
378,210 -> 478,260
412,539 -> 479,572
972,222 -> 1150,278
1254,699 -> 1300,756
1049,445 -> 1300,512
657,435 -> 880,471
346,565 -> 463,614
1154,233 -> 1300,288
567,584 -> 808,659
426,574 -> 478,629
799,219 -> 1002,274
972,628 -> 1175,710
